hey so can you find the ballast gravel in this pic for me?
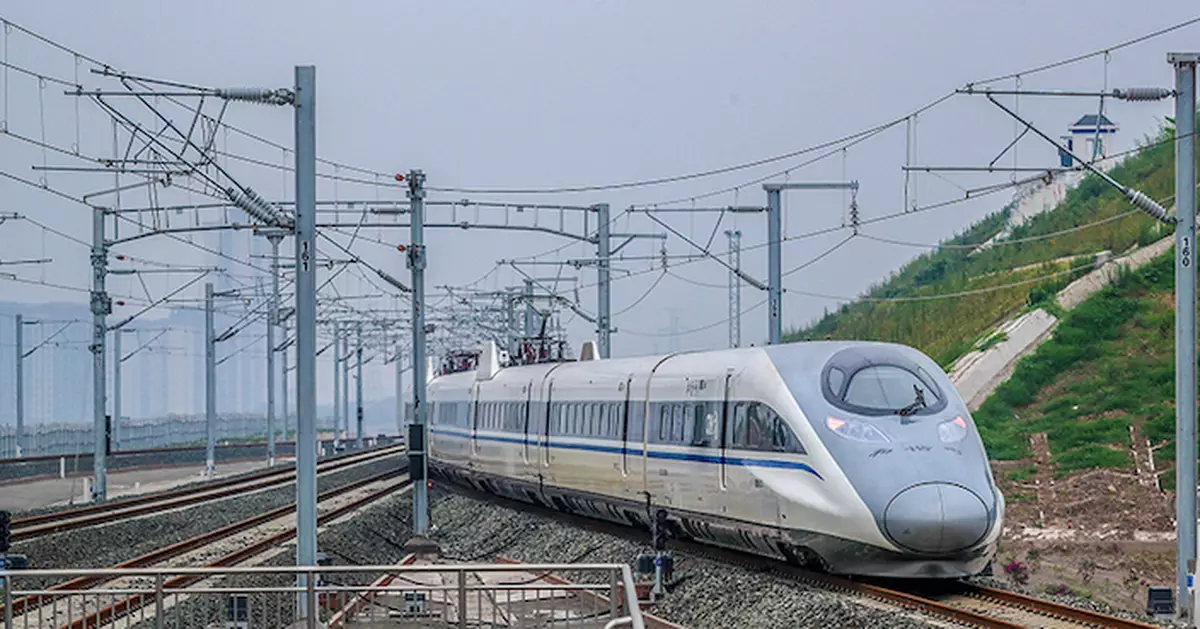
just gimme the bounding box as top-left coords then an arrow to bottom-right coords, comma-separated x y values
427,490 -> 940,629
129,490 -> 416,629
11,454 -> 399,591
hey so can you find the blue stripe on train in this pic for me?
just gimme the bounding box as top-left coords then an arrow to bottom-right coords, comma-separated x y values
428,426 -> 823,480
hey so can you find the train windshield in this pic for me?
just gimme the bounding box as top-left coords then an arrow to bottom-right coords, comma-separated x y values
822,347 -> 946,417
842,366 -> 941,414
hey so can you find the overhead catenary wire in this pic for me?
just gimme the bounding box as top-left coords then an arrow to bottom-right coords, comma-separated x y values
967,14 -> 1200,86
622,299 -> 768,338
5,11 -> 1197,207
3,12 -> 1199,364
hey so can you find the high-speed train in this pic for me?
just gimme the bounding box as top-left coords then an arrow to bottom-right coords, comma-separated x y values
426,340 -> 1003,578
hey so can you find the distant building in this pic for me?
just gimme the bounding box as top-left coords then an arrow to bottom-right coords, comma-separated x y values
1060,114 -> 1119,166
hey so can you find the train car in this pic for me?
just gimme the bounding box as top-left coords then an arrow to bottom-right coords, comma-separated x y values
426,340 -> 1003,578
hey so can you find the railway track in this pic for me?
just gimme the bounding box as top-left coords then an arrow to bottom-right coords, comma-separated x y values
11,444 -> 403,541
442,484 -> 1160,629
662,537 -> 1160,629
4,470 -> 412,629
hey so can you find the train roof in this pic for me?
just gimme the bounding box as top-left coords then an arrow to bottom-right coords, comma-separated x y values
428,340 -> 944,389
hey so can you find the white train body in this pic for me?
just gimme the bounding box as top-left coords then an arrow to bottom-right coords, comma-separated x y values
426,341 -> 1003,578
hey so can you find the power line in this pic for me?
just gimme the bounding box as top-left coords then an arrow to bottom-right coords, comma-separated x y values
623,299 -> 767,338
787,262 -> 1091,304
968,15 -> 1200,86
781,234 -> 855,277
610,271 -> 668,317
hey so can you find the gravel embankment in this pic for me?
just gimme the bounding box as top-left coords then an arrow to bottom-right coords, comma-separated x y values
427,490 -> 939,629
12,454 -> 401,590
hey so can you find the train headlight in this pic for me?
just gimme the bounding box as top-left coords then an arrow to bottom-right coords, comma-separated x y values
938,416 -> 969,443
826,416 -> 889,443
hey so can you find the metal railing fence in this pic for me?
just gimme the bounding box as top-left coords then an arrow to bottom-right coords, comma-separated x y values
1,563 -> 646,629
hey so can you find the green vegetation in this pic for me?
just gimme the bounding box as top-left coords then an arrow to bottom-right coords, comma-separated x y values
976,331 -> 1010,353
1004,465 -> 1037,483
973,252 -> 1177,476
788,124 -> 1178,368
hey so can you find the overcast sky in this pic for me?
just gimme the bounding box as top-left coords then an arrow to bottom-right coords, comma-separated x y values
1,2 -> 1198,408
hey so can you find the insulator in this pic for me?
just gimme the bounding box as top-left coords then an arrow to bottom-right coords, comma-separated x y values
1113,87 -> 1173,102
216,87 -> 294,105
226,186 -> 290,227
376,269 -> 412,293
1124,188 -> 1176,224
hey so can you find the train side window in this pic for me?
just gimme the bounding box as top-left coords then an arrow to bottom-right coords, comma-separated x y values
589,403 -> 599,436
770,416 -> 788,452
629,403 -> 644,443
746,403 -> 767,450
731,403 -> 748,447
658,405 -> 670,442
691,403 -> 716,447
671,404 -> 684,443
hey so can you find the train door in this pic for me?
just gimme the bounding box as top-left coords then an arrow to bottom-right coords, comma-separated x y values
720,371 -> 732,491
540,380 -> 554,467
470,384 -> 481,459
522,382 -> 533,465
620,376 -> 633,475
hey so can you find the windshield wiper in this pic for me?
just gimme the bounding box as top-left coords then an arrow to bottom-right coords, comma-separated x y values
896,385 -> 927,417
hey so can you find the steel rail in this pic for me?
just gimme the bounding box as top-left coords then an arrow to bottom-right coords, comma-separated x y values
949,583 -> 1160,629
11,445 -> 402,539
3,467 -> 406,620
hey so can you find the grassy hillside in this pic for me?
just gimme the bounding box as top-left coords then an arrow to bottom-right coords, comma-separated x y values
972,252 -> 1176,479
789,127 -> 1176,368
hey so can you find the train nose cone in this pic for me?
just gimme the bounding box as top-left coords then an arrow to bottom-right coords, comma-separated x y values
884,483 -> 989,554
